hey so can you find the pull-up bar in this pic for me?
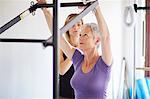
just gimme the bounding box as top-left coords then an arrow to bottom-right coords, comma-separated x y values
134,4 -> 150,13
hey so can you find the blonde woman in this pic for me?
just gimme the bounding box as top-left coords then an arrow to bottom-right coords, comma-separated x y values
59,14 -> 83,99
37,0 -> 83,99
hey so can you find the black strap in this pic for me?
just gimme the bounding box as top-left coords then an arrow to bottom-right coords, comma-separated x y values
0,15 -> 21,34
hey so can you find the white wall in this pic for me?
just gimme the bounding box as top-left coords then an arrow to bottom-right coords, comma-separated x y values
101,1 -> 124,99
122,0 -> 146,98
0,0 -> 53,99
134,0 -> 146,79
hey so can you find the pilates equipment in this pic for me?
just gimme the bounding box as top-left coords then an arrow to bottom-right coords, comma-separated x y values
0,1 -> 94,35
0,1 -> 58,98
0,0 -> 99,98
0,1 -> 98,47
0,2 -> 53,34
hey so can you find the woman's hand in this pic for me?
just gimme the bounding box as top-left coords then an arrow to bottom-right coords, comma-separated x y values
36,0 -> 46,4
36,0 -> 52,32
78,6 -> 86,10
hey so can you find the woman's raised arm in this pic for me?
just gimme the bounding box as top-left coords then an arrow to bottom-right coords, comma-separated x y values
94,5 -> 112,66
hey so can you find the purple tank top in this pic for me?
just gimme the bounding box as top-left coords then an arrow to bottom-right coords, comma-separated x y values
70,49 -> 111,99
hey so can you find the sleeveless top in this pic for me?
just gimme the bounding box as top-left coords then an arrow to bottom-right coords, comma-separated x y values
59,53 -> 75,98
70,49 -> 111,99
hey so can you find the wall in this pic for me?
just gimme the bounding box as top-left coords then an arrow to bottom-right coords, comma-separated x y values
0,0 -> 53,99
122,0 -> 146,98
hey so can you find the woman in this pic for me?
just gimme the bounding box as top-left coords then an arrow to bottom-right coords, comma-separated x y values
59,13 -> 83,99
36,0 -> 83,99
59,4 -> 112,99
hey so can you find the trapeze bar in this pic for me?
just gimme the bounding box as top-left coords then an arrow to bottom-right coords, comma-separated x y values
134,4 -> 150,13
45,1 -> 98,44
136,67 -> 150,71
60,1 -> 98,35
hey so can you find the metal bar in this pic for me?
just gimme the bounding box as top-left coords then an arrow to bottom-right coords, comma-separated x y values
142,21 -> 145,56
133,26 -> 136,99
35,4 -> 54,8
60,2 -> 91,7
137,7 -> 150,10
0,38 -> 54,45
42,36 -> 53,47
134,4 -> 150,12
35,2 -> 93,8
37,1 -> 96,7
52,0 -> 58,99
45,1 -> 98,44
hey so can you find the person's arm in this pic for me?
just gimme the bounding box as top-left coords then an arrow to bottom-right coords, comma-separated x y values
37,0 -> 75,59
59,33 -> 76,60
59,50 -> 73,75
36,0 -> 52,32
42,8 -> 53,32
94,5 -> 112,66
37,0 -> 75,74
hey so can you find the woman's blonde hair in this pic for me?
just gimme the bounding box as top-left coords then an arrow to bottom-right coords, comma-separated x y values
64,13 -> 83,38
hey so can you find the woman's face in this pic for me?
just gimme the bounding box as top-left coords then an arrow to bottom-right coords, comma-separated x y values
79,25 -> 96,51
68,21 -> 83,37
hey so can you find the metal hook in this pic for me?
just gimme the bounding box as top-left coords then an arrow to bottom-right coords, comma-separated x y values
124,6 -> 134,26
31,1 -> 35,16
